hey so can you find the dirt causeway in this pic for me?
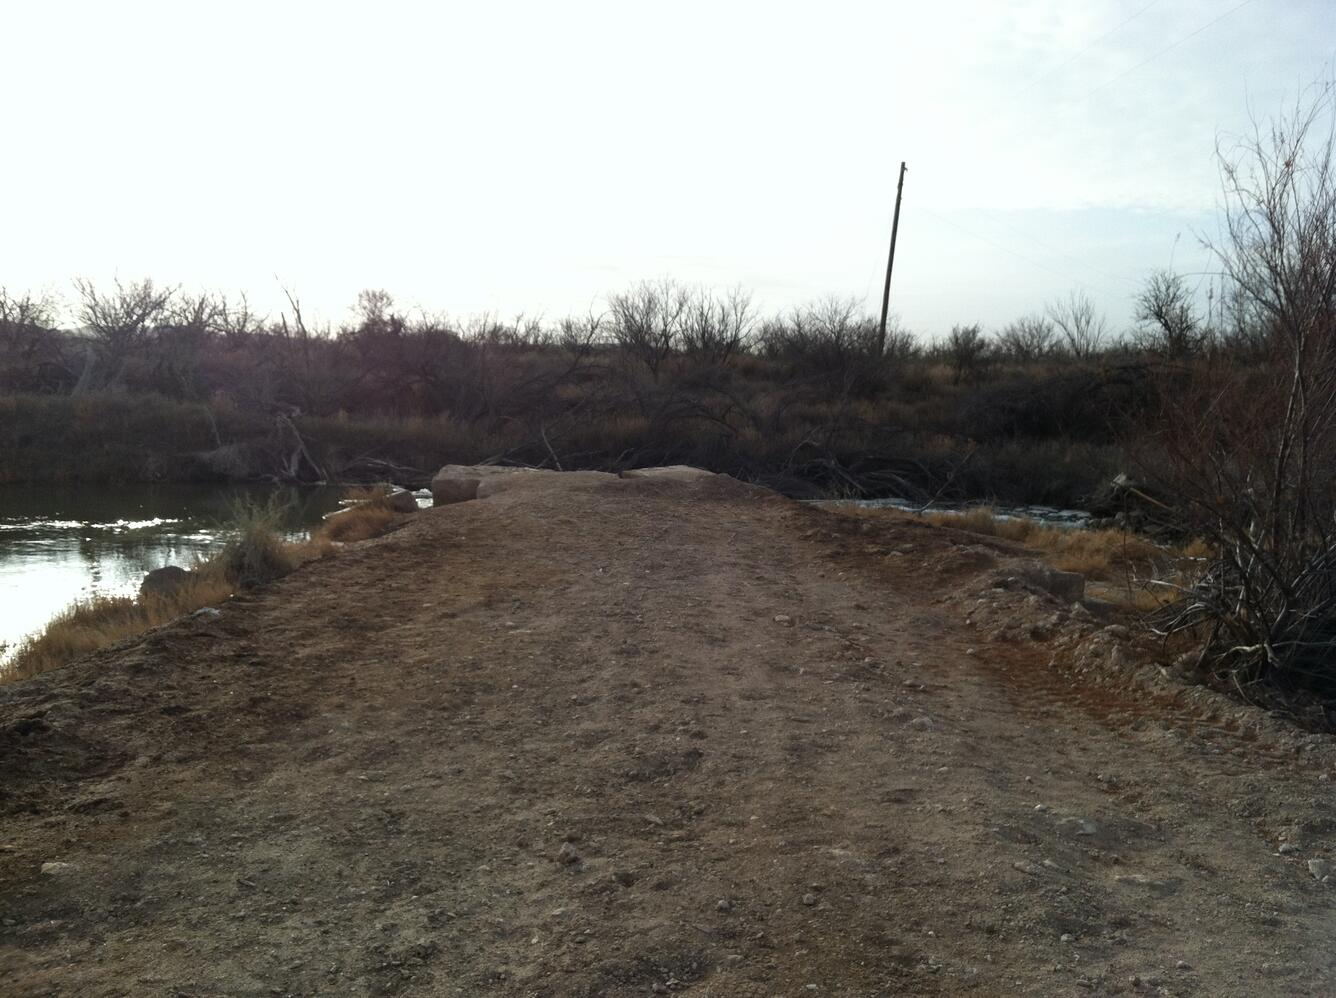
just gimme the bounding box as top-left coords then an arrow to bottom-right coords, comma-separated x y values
5,472 -> 1336,997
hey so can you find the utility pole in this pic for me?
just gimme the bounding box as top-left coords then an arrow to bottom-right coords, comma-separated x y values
877,161 -> 907,357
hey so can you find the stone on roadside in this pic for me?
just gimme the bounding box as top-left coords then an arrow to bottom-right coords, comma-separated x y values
1016,565 -> 1086,603
557,842 -> 580,865
40,862 -> 75,875
385,488 -> 418,513
140,565 -> 191,599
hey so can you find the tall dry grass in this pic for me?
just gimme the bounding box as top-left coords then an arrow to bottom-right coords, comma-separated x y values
1,496 -> 336,685
1,570 -> 234,683
921,506 -> 1164,580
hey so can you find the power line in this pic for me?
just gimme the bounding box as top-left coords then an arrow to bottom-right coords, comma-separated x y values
1011,0 -> 1161,100
1074,0 -> 1258,104
969,206 -> 1140,286
915,203 -> 1108,293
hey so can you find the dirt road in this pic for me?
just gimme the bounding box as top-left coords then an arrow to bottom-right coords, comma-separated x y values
4,471 -> 1336,996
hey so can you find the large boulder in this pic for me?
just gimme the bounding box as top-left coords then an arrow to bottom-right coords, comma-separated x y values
140,566 -> 191,599
431,465 -> 552,505
385,488 -> 418,513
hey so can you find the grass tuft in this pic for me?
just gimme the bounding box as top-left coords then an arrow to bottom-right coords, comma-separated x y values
319,505 -> 398,543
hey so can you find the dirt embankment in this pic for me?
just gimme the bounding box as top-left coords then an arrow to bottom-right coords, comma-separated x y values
3,472 -> 1336,997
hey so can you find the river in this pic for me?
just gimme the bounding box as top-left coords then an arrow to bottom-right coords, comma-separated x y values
0,484 -> 347,661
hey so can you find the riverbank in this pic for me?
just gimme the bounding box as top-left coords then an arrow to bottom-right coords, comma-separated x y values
0,365 -> 1125,507
4,470 -> 1335,995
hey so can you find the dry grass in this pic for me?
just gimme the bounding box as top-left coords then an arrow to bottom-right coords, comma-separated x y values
1,570 -> 234,683
315,484 -> 405,543
921,507 -> 1163,580
1,498 -> 337,685
319,504 -> 398,542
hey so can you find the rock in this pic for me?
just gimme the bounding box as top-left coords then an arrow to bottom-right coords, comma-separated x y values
773,614 -> 793,626
40,862 -> 75,875
385,489 -> 418,513
191,607 -> 223,621
620,465 -> 714,481
1279,843 -> 1300,855
1018,565 -> 1086,603
716,898 -> 732,912
801,892 -> 817,906
1057,816 -> 1098,838
909,716 -> 935,732
431,466 -> 486,505
1307,858 -> 1333,881
140,566 -> 191,599
556,842 -> 580,865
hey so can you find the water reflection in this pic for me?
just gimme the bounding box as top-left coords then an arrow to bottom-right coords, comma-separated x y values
0,484 -> 344,659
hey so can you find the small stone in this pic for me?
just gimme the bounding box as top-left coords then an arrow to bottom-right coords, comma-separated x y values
556,842 -> 580,865
612,870 -> 636,887
1060,933 -> 1074,943
1307,858 -> 1333,881
801,892 -> 818,906
1033,803 -> 1049,813
1176,960 -> 1191,971
1278,843 -> 1299,855
716,898 -> 732,912
773,614 -> 793,626
40,862 -> 74,875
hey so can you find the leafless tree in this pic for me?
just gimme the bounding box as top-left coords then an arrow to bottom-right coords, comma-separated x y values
997,313 -> 1058,361
608,279 -> 690,380
679,285 -> 754,364
0,288 -> 61,390
74,277 -> 175,385
1147,84 -> 1336,695
946,323 -> 989,383
1046,290 -> 1108,359
1134,269 -> 1203,359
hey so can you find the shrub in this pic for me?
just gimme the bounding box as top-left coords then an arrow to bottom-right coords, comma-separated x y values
216,495 -> 298,587
1144,86 -> 1336,700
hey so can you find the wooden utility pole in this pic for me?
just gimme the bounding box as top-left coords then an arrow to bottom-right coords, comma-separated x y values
877,161 -> 907,357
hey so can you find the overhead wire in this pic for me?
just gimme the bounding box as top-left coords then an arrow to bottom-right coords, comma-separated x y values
1010,0 -> 1162,100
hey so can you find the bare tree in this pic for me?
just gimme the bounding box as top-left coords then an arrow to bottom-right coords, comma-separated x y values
946,323 -> 989,383
1134,269 -> 1203,359
1147,84 -> 1336,694
679,285 -> 754,364
1046,290 -> 1108,359
0,288 -> 61,390
608,279 -> 690,380
74,277 -> 175,386
997,313 -> 1057,361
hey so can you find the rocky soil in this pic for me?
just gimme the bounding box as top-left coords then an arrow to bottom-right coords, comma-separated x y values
3,471 -> 1336,996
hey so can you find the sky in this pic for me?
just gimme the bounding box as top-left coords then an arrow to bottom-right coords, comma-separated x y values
3,0 -> 1334,338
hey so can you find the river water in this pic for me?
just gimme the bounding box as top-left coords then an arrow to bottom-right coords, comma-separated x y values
0,484 -> 346,660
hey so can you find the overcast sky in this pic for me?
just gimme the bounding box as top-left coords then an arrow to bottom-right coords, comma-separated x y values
4,0 -> 1334,337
